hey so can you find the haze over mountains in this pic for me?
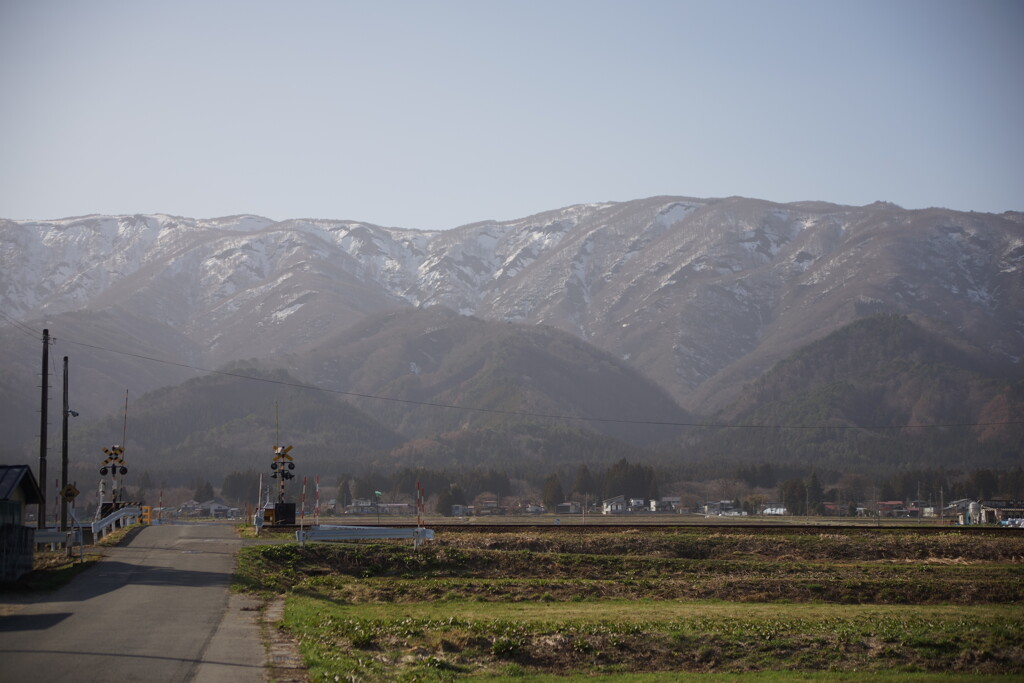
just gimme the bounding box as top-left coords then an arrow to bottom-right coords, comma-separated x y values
2,196 -> 1022,478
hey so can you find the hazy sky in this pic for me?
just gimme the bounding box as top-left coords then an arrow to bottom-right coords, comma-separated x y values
1,0 -> 1021,229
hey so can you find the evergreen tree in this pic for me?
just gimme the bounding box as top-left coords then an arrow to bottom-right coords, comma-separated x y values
542,474 -> 565,510
194,480 -> 215,502
806,472 -> 823,514
435,484 -> 467,516
601,459 -> 659,500
335,474 -> 353,508
222,471 -> 260,505
779,478 -> 806,516
435,488 -> 455,516
572,465 -> 597,497
972,469 -> 997,499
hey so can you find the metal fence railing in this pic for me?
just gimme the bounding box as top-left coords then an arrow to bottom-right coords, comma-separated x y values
92,506 -> 141,540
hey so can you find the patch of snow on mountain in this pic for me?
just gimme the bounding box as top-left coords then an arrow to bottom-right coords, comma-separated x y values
207,215 -> 275,232
655,202 -> 698,227
271,300 -> 306,322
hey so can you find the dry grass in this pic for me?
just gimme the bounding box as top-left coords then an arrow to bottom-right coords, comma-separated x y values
235,526 -> 1024,680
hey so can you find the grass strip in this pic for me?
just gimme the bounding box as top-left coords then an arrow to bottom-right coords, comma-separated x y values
283,595 -> 1023,680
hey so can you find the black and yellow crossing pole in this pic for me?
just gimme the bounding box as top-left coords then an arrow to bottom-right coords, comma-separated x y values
100,445 -> 127,511
270,445 -> 295,502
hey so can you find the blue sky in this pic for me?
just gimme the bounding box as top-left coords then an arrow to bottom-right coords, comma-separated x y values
1,0 -> 1021,229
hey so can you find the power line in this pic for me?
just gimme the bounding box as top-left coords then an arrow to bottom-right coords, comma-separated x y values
0,309 -> 44,340
55,334 -> 1024,432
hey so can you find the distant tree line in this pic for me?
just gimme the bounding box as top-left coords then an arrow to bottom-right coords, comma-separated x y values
161,461 -> 1024,516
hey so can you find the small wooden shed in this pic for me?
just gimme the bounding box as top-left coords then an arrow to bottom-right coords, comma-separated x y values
1,465 -> 44,581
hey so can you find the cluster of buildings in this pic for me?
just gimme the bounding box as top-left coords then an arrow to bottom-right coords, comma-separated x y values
443,496 -> 686,517
599,495 -> 682,514
342,498 -> 411,515
174,499 -> 243,519
438,494 -> 1024,523
698,498 -> 1024,523
949,499 -> 1024,526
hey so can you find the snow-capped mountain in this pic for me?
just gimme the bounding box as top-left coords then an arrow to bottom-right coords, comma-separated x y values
2,196 -> 1022,412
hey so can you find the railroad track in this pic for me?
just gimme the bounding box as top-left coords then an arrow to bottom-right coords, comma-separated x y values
431,523 -> 1014,535
303,520 -> 1016,535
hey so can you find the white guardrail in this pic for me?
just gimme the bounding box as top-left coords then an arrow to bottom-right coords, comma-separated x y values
295,525 -> 434,549
34,528 -> 83,547
33,506 -> 91,558
34,516 -> 87,559
92,506 -> 142,540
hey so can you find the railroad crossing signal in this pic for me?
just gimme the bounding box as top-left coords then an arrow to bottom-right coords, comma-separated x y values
271,445 -> 296,480
100,445 -> 127,476
102,445 -> 124,460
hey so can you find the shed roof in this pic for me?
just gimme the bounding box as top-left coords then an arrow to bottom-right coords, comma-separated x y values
0,465 -> 43,504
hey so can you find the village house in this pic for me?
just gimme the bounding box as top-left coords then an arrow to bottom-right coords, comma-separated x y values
178,499 -> 202,516
475,499 -> 502,515
649,498 -> 677,513
703,500 -> 740,516
602,495 -> 627,514
875,500 -> 907,517
943,499 -> 973,520
199,500 -> 240,519
0,465 -> 44,582
346,498 -> 377,514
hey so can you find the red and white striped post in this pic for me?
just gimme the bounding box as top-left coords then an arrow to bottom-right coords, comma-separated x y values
416,481 -> 425,528
314,475 -> 320,526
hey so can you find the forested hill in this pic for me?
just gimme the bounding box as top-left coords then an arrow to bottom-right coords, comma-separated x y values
286,306 -> 693,445
683,314 -> 1024,471
68,368 -> 405,483
62,311 -> 682,482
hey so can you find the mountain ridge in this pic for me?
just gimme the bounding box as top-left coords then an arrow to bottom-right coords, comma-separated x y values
2,194 -> 1021,469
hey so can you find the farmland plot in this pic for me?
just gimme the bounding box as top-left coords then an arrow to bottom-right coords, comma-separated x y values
236,527 -> 1024,680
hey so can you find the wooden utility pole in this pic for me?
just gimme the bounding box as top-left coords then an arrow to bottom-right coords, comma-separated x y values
38,328 -> 49,528
61,356 -> 70,531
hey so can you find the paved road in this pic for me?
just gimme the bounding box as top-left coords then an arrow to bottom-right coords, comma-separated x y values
0,522 -> 266,683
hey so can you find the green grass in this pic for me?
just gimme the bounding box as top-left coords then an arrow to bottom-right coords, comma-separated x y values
96,522 -> 146,547
283,595 -> 1022,680
293,599 -> 1020,623
234,527 -> 1024,680
477,675 -> 1021,682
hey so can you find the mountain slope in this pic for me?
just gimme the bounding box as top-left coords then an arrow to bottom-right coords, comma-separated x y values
0,308 -> 208,459
57,312 -> 683,483
2,197 -> 1022,470
287,307 -> 692,445
4,199 -> 1020,415
691,314 -> 1024,470
69,367 -> 405,483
